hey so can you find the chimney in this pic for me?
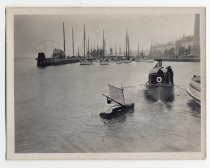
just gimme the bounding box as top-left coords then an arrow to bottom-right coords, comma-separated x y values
194,13 -> 200,46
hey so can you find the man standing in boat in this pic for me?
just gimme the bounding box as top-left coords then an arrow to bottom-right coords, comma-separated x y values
166,66 -> 174,84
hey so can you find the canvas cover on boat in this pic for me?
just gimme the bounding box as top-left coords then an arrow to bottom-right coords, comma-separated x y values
108,84 -> 125,105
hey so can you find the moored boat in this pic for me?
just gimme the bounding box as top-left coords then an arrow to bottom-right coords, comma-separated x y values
187,75 -> 200,105
99,84 -> 134,120
145,59 -> 174,101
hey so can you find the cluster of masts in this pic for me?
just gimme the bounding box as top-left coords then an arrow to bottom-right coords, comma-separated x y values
38,22 -> 145,59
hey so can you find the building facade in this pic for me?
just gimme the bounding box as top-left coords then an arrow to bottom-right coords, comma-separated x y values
149,14 -> 200,60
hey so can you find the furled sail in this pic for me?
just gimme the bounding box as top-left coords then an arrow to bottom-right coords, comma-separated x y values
108,84 -> 125,105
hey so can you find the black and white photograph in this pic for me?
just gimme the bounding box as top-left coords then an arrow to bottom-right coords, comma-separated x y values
6,7 -> 206,159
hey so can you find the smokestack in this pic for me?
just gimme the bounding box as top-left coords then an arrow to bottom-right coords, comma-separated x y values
194,13 -> 200,46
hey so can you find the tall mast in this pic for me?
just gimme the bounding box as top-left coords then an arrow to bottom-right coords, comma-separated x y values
88,37 -> 90,59
115,44 -> 117,55
127,33 -> 130,57
126,29 -> 127,57
63,22 -> 66,53
78,46 -> 80,57
72,28 -> 74,56
83,25 -> 86,59
141,44 -> 144,59
88,37 -> 90,52
138,43 -> 139,56
102,29 -> 105,58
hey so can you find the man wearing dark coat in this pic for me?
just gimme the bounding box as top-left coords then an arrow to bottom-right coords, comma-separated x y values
166,66 -> 174,84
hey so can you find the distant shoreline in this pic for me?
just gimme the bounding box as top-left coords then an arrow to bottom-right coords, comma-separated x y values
154,58 -> 200,62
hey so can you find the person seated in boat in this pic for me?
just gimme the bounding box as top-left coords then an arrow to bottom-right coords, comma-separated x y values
166,66 -> 174,84
105,98 -> 121,113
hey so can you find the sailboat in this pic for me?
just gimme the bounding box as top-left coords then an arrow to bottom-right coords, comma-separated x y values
80,25 -> 93,65
123,29 -> 132,63
99,84 -> 134,120
100,29 -> 109,65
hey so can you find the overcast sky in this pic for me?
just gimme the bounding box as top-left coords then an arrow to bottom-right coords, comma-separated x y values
14,10 -> 198,58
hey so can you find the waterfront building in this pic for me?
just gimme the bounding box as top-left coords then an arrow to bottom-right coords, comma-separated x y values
150,13 -> 200,60
174,35 -> 194,58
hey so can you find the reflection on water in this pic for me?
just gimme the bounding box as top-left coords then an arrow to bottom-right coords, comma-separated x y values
187,100 -> 201,119
15,58 -> 201,153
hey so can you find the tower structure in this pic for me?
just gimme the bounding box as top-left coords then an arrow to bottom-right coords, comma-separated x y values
193,13 -> 200,57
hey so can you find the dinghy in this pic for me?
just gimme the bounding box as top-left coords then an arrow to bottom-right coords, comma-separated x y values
100,84 -> 134,120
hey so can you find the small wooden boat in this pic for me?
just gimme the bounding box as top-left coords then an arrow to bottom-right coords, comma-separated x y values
145,59 -> 174,101
187,75 -> 200,105
100,84 -> 134,120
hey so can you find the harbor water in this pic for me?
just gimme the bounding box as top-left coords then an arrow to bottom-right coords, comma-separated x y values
15,57 -> 201,153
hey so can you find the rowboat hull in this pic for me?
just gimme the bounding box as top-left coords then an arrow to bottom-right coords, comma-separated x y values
99,103 -> 134,120
145,83 -> 174,101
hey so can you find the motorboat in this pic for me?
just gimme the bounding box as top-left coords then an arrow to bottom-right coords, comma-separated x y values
145,59 -> 174,101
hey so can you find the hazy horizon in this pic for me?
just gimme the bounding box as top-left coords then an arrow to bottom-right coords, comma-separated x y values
14,11 -> 197,58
